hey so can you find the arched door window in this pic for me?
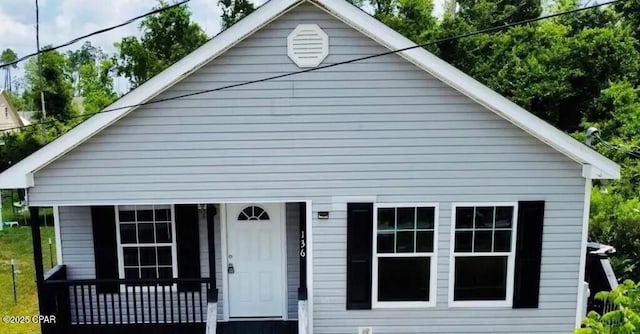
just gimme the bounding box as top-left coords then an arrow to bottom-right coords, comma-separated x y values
237,205 -> 270,221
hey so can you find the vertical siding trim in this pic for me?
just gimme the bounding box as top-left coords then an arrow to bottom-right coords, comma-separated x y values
220,204 -> 229,321
306,200 -> 314,334
206,204 -> 218,302
576,178 -> 591,327
53,206 -> 63,264
281,204 -> 289,320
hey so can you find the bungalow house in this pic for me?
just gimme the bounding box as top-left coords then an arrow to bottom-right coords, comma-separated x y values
0,0 -> 620,333
0,89 -> 28,131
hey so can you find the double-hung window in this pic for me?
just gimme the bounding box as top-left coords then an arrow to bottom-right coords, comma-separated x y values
116,205 -> 177,280
373,204 -> 438,308
449,203 -> 517,307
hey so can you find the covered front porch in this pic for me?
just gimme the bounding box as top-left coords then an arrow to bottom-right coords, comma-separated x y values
29,202 -> 310,334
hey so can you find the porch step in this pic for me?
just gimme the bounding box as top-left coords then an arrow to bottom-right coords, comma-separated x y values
217,320 -> 298,334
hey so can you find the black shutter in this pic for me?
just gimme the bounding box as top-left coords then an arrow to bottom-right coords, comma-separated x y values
91,206 -> 119,293
346,203 -> 373,310
175,204 -> 201,292
513,201 -> 545,308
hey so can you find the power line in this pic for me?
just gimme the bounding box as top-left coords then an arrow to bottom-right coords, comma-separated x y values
0,0 -> 191,70
593,133 -> 640,159
2,0 -> 622,133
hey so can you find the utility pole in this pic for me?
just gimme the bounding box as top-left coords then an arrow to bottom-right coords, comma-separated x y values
35,0 -> 46,143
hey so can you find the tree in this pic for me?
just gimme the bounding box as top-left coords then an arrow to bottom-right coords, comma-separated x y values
374,0 -> 439,44
78,59 -> 117,114
585,83 -> 640,281
67,41 -> 107,95
0,48 -> 18,92
455,0 -> 542,28
23,47 -> 75,121
219,0 -> 255,30
115,0 -> 208,88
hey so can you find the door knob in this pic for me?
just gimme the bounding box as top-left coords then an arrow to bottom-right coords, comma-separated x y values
228,263 -> 235,274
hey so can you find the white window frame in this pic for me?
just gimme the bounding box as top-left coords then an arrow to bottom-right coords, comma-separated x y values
115,205 -> 179,287
448,202 -> 518,307
372,203 -> 439,308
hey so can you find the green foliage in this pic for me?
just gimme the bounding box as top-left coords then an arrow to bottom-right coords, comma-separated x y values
0,119 -> 70,169
67,41 -> 107,95
376,0 -> 439,44
78,59 -> 117,114
590,190 -> 640,280
437,4 -> 640,132
455,0 -> 542,28
576,280 -> 640,334
586,83 -> 640,281
23,47 -> 75,121
219,0 -> 255,30
114,0 -> 208,87
1,48 -> 18,92
0,48 -> 18,68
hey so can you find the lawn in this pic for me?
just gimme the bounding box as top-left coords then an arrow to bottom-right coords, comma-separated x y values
0,226 -> 56,334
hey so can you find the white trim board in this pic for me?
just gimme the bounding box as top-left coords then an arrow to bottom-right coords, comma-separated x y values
222,203 -> 288,320
371,203 -> 439,309
576,179 -> 592,327
0,0 -> 619,189
53,206 -> 63,265
447,203 -> 518,308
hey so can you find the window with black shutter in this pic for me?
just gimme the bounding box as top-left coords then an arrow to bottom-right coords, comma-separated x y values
450,204 -> 517,306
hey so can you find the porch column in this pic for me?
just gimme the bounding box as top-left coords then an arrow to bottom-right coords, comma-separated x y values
29,206 -> 46,333
205,204 -> 218,334
298,202 -> 309,334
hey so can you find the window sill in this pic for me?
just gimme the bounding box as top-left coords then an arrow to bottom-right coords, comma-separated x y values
448,300 -> 511,308
373,301 -> 435,309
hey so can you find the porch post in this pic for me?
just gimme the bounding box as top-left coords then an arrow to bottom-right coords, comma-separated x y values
29,206 -> 46,333
205,204 -> 218,334
298,202 -> 309,334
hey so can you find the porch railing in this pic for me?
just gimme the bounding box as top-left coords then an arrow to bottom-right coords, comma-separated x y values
42,266 -> 211,327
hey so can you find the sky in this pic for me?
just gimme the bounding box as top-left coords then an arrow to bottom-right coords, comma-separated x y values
0,0 -> 446,92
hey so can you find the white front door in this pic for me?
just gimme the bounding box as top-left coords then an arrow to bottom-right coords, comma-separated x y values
226,203 -> 285,318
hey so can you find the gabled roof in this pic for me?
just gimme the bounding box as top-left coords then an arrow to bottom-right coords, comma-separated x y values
0,89 -> 25,130
0,0 -> 620,188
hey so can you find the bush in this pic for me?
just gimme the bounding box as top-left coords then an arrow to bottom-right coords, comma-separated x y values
576,280 -> 640,333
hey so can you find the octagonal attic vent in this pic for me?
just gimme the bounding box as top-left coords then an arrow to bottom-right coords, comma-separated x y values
287,24 -> 329,68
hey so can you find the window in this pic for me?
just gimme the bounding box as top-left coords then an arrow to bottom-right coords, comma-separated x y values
372,204 -> 438,308
449,203 -> 517,307
116,205 -> 177,280
237,205 -> 270,220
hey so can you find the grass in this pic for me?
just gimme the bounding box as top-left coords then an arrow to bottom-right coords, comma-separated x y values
0,226 -> 56,334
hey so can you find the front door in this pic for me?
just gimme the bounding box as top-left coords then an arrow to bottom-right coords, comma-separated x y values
226,203 -> 285,318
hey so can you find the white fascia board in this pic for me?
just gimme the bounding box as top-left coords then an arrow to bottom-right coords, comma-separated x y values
0,0 -> 301,189
315,0 -> 620,179
583,164 -> 618,179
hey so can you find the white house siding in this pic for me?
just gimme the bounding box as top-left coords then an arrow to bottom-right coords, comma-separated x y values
36,2 -> 586,333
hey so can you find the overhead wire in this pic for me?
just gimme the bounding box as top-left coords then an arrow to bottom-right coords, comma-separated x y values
0,0 -> 191,70
593,133 -> 640,160
1,0 -> 623,134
